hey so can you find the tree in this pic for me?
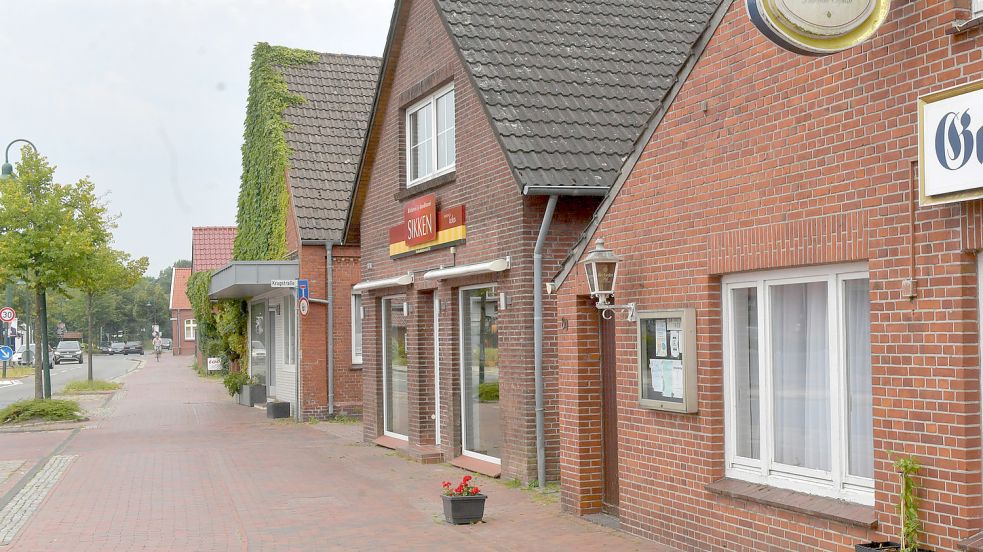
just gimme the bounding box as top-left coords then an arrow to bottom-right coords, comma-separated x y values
0,147 -> 112,398
73,246 -> 148,379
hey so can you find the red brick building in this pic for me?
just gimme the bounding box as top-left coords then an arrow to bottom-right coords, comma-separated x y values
190,226 -> 236,363
168,266 -> 195,356
551,1 -> 983,551
208,50 -> 379,419
345,0 -> 719,482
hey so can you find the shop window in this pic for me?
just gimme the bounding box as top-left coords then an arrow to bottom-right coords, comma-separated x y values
352,293 -> 363,364
184,318 -> 196,341
406,85 -> 455,187
284,298 -> 295,365
723,263 -> 873,505
460,286 -> 501,463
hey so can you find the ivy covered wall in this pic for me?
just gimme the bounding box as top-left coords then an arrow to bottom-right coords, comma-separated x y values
233,42 -> 319,261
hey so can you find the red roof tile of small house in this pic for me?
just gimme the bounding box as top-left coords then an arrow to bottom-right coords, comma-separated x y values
170,267 -> 193,311
192,226 -> 236,273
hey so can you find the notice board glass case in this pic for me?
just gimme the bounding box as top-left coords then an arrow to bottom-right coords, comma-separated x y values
637,308 -> 697,413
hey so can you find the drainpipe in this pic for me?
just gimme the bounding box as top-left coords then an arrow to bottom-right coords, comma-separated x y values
534,195 -> 558,489
327,243 -> 336,415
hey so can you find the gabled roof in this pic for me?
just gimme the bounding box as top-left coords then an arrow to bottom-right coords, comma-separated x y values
192,226 -> 237,273
438,0 -> 724,195
279,53 -> 381,243
170,267 -> 192,311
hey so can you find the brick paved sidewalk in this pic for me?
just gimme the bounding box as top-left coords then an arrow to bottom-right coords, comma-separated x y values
3,355 -> 667,551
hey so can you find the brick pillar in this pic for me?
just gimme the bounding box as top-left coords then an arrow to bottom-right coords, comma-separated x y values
558,291 -> 604,515
362,291 -> 383,442
436,286 -> 460,460
405,289 -> 442,463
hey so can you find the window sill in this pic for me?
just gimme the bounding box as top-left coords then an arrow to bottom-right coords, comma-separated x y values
949,15 -> 983,35
395,171 -> 456,201
706,478 -> 877,529
450,455 -> 502,478
350,362 -> 363,370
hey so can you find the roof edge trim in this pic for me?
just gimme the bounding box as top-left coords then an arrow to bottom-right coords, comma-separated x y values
523,185 -> 608,197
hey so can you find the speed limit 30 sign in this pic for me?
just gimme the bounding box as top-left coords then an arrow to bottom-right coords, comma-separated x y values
0,307 -> 15,324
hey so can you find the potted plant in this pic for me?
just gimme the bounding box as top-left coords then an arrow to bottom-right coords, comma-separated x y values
856,456 -> 930,552
222,370 -> 261,406
441,475 -> 486,524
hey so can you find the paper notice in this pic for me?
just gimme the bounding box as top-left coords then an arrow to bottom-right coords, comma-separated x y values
662,360 -> 674,397
671,360 -> 684,399
655,319 -> 668,357
669,331 -> 680,358
650,358 -> 663,395
667,318 -> 682,331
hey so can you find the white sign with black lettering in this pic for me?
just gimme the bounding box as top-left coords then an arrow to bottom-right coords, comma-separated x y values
270,280 -> 298,288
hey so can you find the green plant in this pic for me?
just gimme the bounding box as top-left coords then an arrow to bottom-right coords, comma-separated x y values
223,370 -> 252,397
478,382 -> 499,402
895,455 -> 923,552
0,399 -> 82,424
441,475 -> 482,497
62,380 -> 120,393
327,414 -> 360,424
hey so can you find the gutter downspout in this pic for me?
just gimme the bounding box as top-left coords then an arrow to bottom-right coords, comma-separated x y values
534,195 -> 558,489
327,243 -> 336,415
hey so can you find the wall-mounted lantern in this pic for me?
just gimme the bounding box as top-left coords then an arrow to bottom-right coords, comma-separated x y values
581,238 -> 636,321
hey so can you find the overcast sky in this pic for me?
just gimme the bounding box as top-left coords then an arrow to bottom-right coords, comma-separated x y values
0,0 -> 394,274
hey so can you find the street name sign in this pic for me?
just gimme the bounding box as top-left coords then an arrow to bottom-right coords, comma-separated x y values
271,280 -> 298,288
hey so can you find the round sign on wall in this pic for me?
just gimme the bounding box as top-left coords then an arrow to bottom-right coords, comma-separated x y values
747,0 -> 891,55
0,307 -> 15,324
299,298 -> 310,316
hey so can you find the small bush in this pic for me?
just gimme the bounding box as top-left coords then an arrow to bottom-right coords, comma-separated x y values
478,382 -> 499,402
223,370 -> 251,397
0,399 -> 82,425
63,380 -> 120,393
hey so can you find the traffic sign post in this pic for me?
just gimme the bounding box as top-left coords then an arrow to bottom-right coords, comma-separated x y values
0,307 -> 14,324
0,345 -> 11,379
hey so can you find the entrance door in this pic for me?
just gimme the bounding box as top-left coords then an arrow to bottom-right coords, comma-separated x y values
460,286 -> 501,463
267,305 -> 277,396
250,301 -> 268,386
600,316 -> 620,513
383,296 -> 409,439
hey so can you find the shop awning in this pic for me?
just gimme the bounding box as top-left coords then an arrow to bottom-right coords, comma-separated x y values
352,273 -> 414,293
423,257 -> 510,281
208,261 -> 299,300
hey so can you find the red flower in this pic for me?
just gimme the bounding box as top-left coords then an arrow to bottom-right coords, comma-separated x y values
442,482 -> 451,488
463,475 -> 472,483
455,484 -> 464,494
471,487 -> 480,495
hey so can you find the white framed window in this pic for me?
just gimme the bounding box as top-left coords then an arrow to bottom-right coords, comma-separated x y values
352,293 -> 363,364
975,0 -> 983,19
406,84 -> 455,186
184,318 -> 197,341
723,262 -> 873,505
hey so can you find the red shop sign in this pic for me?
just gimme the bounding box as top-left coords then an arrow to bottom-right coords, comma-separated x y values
404,193 -> 437,246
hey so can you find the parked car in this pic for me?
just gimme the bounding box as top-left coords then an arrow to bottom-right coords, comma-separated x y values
13,344 -> 35,365
161,338 -> 172,351
53,341 -> 83,365
107,342 -> 125,355
123,341 -> 144,355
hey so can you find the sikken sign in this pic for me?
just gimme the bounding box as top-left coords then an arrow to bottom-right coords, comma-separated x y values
404,193 -> 437,246
919,80 -> 983,206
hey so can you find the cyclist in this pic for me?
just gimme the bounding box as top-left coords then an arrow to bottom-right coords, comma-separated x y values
152,335 -> 162,361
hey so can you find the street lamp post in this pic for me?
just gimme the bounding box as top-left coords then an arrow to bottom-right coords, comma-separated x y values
1,139 -> 52,398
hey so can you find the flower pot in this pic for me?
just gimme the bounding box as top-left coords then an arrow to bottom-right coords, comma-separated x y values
855,543 -> 931,552
442,494 -> 486,524
238,384 -> 266,407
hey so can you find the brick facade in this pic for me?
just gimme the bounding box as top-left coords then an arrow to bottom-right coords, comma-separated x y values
355,0 -> 599,482
170,309 -> 196,356
556,2 -> 983,551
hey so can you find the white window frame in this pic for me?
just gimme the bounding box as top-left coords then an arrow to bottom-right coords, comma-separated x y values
405,84 -> 455,187
722,262 -> 873,505
975,0 -> 983,19
459,283 -> 501,465
352,293 -> 363,364
184,318 -> 196,341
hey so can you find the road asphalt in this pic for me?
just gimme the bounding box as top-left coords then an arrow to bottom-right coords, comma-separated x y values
0,354 -> 142,408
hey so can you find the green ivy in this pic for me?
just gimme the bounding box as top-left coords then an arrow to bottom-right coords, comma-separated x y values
185,271 -> 248,371
233,42 -> 319,261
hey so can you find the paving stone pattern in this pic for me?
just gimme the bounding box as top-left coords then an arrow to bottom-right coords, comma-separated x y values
0,455 -> 75,545
4,354 -> 668,551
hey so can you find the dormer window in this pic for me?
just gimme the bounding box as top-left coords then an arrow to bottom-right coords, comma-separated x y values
406,85 -> 455,187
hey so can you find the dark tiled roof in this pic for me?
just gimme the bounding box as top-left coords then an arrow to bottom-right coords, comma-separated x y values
192,226 -> 237,273
280,53 -> 381,242
436,0 -> 722,192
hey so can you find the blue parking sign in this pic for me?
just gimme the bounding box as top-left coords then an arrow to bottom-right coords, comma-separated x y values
0,346 -> 12,362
